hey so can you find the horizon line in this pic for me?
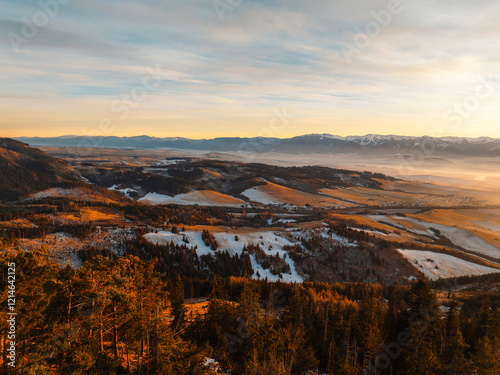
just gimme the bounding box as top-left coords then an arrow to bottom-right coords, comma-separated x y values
10,133 -> 500,141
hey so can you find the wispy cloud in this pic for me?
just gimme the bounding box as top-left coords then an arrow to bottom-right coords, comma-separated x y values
0,0 -> 499,138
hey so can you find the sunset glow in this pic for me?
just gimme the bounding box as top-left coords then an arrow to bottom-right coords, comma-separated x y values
1,0 -> 499,138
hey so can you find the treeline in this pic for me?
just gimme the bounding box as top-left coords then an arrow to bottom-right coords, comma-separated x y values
0,197 -> 234,228
3,223 -> 95,242
326,219 -> 394,248
1,197 -> 316,231
1,249 -> 500,374
79,233 -> 254,280
431,272 -> 500,290
79,165 -> 204,197
185,160 -> 390,194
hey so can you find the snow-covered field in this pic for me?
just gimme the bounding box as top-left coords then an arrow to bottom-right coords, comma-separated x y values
241,182 -> 346,208
144,229 -> 304,282
241,187 -> 285,205
398,249 -> 500,280
367,215 -> 437,238
364,214 -> 500,259
471,219 -> 500,232
139,190 -> 245,207
399,217 -> 500,258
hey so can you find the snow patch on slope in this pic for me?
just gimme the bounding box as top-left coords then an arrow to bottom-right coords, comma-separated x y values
241,187 -> 286,205
398,250 -> 500,280
401,217 -> 500,258
139,190 -> 245,207
144,229 -> 303,282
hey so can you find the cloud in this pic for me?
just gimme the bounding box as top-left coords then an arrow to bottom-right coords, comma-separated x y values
0,0 -> 499,138
0,19 -> 135,58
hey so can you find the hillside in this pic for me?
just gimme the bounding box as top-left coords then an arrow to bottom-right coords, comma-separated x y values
0,138 -> 131,204
0,138 -> 79,201
75,158 -> 398,207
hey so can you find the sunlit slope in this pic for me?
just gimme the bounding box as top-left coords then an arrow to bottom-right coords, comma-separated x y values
242,181 -> 354,207
407,209 -> 500,257
321,178 -> 490,207
140,190 -> 246,206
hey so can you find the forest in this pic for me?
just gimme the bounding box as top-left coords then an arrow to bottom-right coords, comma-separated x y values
1,247 -> 499,374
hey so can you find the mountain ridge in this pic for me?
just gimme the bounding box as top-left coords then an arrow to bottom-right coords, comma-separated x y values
15,133 -> 500,157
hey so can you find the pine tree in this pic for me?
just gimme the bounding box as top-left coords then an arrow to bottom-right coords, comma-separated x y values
472,336 -> 500,375
356,296 -> 383,356
170,276 -> 187,329
399,281 -> 443,375
441,299 -> 469,374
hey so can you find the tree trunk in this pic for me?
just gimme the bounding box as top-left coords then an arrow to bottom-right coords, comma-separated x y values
99,310 -> 104,352
113,303 -> 118,359
67,290 -> 73,324
89,298 -> 95,337
126,344 -> 130,370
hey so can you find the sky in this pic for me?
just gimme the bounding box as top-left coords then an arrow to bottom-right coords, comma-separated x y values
0,0 -> 499,139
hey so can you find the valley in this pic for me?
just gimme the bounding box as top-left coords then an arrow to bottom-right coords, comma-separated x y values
2,138 -> 500,374
3,140 -> 500,283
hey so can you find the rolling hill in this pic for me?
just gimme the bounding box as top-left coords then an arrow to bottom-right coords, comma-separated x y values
0,138 -> 79,201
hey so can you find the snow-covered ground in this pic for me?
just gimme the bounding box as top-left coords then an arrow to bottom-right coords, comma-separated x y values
354,228 -> 389,236
269,218 -> 295,224
144,229 -> 304,282
311,225 -> 356,247
399,217 -> 500,258
29,188 -> 91,200
398,249 -> 500,280
7,228 -> 134,269
144,231 -> 213,256
139,190 -> 245,207
153,159 -> 185,166
241,187 -> 285,205
108,184 -> 138,198
367,215 -> 437,237
471,219 -> 500,232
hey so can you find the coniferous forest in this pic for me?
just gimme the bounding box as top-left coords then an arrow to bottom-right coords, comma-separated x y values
1,247 -> 499,374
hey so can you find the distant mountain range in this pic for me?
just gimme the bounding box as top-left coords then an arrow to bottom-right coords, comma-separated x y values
15,134 -> 500,156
